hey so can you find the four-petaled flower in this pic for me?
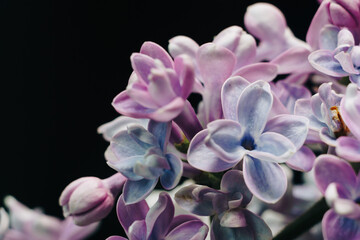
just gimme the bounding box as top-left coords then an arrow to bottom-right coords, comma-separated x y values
188,79 -> 309,203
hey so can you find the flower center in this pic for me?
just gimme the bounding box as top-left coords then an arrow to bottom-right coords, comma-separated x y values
330,106 -> 349,138
241,134 -> 256,150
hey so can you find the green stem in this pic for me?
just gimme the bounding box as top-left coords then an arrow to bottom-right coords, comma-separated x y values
273,197 -> 329,240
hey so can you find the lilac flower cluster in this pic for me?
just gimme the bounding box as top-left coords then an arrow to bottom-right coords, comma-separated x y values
2,1 -> 360,239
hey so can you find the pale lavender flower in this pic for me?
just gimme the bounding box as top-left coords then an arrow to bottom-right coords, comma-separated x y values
59,173 -> 126,226
188,79 -> 309,203
112,41 -> 195,123
107,192 -> 208,240
244,2 -> 310,62
107,120 -> 182,204
309,28 -> 360,87
175,170 -> 272,240
307,0 -> 360,49
169,27 -> 278,125
314,155 -> 360,240
270,81 -> 316,172
295,82 -> 345,146
2,196 -> 98,240
336,83 -> 360,161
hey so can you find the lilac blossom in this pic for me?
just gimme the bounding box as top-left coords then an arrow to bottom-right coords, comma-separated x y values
112,41 -> 196,124
175,170 -> 272,240
295,82 -> 345,146
1,196 -> 98,240
307,0 -> 360,49
336,83 -> 360,161
269,81 -> 316,171
169,27 -> 278,125
107,192 -> 208,240
314,155 -> 360,240
309,28 -> 360,87
0,208 -> 9,239
107,120 -> 182,204
244,2 -> 310,62
59,173 -> 126,226
188,79 -> 309,203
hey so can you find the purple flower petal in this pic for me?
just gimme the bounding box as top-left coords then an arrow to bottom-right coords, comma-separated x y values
340,83 -> 360,140
188,130 -> 238,172
175,184 -> 218,216
319,127 -> 337,147
112,91 -> 155,119
294,98 -> 327,131
249,132 -> 296,163
233,63 -> 278,83
322,209 -> 360,240
306,0 -> 331,49
221,76 -> 250,121
319,25 -> 340,50
168,36 -> 199,59
168,215 -> 203,233
145,192 -> 174,239
197,43 -> 235,86
237,81 -> 273,140
271,46 -> 312,74
160,153 -> 183,190
148,121 -> 171,152
205,120 -> 246,162
148,69 -> 178,107
244,3 -> 286,42
220,170 -> 252,206
123,178 -> 158,204
265,114 -> 309,149
213,26 -> 256,69
334,51 -> 359,75
211,209 -> 272,240
197,43 -> 236,123
174,55 -> 195,99
97,116 -> 148,142
336,137 -> 360,162
314,154 -> 356,195
148,97 -> 185,122
220,209 -> 246,228
140,41 -> 174,69
165,220 -> 209,240
128,220 -> 147,240
286,146 -> 316,172
243,156 -> 287,203
131,53 -> 157,84
116,195 -> 149,234
308,50 -> 348,77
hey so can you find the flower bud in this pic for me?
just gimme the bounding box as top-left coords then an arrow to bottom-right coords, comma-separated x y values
59,173 -> 126,226
327,0 -> 360,28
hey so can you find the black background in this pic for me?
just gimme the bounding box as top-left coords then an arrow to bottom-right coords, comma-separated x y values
1,0 -> 319,239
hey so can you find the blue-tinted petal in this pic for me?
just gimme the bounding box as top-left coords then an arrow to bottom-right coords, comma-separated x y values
286,145 -> 316,172
308,50 -> 349,77
237,81 -> 273,140
264,114 -> 309,149
188,130 -> 238,172
160,153 -> 183,190
221,76 -> 250,121
148,121 -> 171,152
249,132 -> 296,163
243,156 -> 287,203
220,170 -> 252,206
205,120 -> 246,162
175,185 -> 219,216
322,210 -> 360,240
146,192 -> 174,240
123,179 -> 158,204
116,195 -> 149,234
128,220 -> 147,240
165,219 -> 209,240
